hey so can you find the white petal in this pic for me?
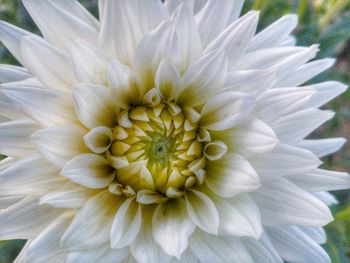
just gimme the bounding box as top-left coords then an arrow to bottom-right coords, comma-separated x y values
70,39 -> 108,84
107,60 -> 139,109
0,194 -> 24,209
0,64 -> 31,83
305,81 -> 347,108
177,50 -> 228,107
248,15 -> 298,52
66,245 -> 129,263
238,45 -> 319,76
155,60 -> 182,101
206,11 -> 259,67
252,178 -> 333,227
40,182 -> 96,209
22,212 -> 73,263
195,0 -> 235,47
278,58 -> 335,87
99,0 -> 168,64
0,21 -> 33,64
0,155 -> 63,196
172,3 -> 203,72
288,168 -> 350,192
62,154 -> 115,189
205,153 -> 260,197
20,36 -> 77,90
224,69 -> 277,98
200,91 -> 255,130
61,190 -> 123,250
185,190 -> 219,234
313,191 -> 338,206
211,193 -> 262,238
31,124 -> 88,168
256,87 -> 315,123
134,20 -> 181,96
189,230 -> 254,263
219,118 -> 279,156
23,0 -> 98,49
111,198 -> 142,248
131,208 -> 172,263
0,119 -> 38,157
169,250 -> 198,263
50,0 -> 99,30
249,143 -> 322,180
152,199 -> 195,258
0,196 -> 61,239
2,85 -> 77,126
298,138 -> 346,158
242,233 -> 283,263
73,83 -> 117,129
270,109 -> 334,144
298,226 -> 327,244
0,90 -> 24,120
268,226 -> 331,263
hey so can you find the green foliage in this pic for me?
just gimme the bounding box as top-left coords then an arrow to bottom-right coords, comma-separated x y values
0,0 -> 350,262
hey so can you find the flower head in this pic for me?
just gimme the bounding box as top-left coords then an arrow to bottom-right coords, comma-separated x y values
0,0 -> 349,262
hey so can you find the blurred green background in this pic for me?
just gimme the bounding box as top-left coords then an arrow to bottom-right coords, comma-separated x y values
0,0 -> 350,262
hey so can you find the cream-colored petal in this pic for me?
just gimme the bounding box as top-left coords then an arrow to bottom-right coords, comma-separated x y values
205,153 -> 260,198
61,190 -> 123,250
155,60 -> 182,101
185,190 -> 219,235
62,153 -> 115,189
177,50 -> 228,107
152,199 -> 195,258
40,182 -> 96,209
200,91 -> 255,131
84,126 -> 113,154
108,60 -> 137,109
210,193 -> 262,238
73,83 -> 117,129
31,124 -> 88,168
111,198 -> 142,248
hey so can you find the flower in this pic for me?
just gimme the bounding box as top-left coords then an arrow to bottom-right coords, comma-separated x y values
0,0 -> 349,262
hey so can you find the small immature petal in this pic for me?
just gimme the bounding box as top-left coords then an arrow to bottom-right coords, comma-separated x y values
84,126 -> 113,154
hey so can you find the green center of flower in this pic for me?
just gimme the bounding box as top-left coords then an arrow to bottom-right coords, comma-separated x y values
103,101 -> 206,202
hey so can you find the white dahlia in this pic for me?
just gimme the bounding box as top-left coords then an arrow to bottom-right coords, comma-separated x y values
0,0 -> 349,262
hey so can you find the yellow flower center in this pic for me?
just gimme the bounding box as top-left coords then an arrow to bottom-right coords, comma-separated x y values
106,102 -> 206,202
